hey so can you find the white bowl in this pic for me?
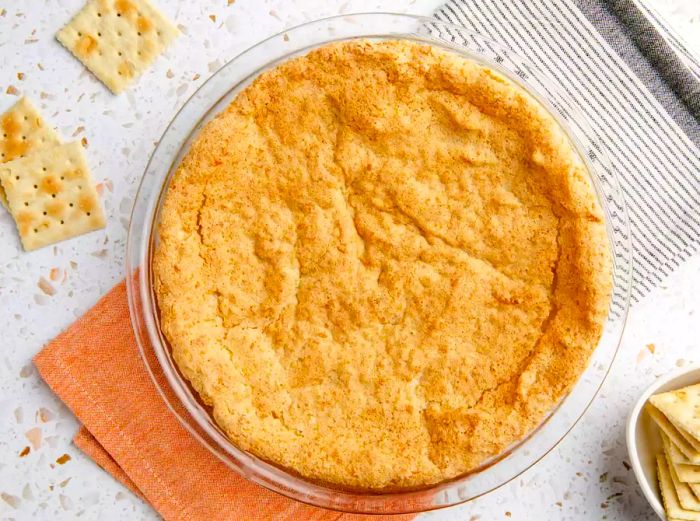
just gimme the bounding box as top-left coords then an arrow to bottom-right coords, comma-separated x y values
626,364 -> 700,519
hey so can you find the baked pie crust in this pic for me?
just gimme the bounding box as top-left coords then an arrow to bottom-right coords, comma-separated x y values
154,39 -> 612,490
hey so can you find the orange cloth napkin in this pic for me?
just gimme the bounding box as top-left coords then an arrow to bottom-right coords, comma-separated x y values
34,280 -> 417,521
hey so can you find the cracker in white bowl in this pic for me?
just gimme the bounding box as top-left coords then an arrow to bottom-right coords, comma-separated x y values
651,384 -> 700,448
648,404 -> 700,464
662,432 -> 700,482
658,454 -> 700,520
666,452 -> 700,510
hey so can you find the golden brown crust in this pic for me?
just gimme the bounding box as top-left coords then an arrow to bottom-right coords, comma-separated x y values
153,40 -> 612,489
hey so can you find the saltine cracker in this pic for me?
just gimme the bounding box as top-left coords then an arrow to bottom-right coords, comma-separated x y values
0,142 -> 105,250
0,97 -> 61,207
651,385 -> 700,447
663,432 -> 700,483
648,404 -> 700,464
667,452 -> 700,510
658,454 -> 700,521
56,0 -> 179,93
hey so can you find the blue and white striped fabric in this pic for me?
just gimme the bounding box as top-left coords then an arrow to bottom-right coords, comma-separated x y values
435,0 -> 700,302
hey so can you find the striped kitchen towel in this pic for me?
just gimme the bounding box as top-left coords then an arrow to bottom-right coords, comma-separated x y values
629,0 -> 700,85
433,0 -> 700,302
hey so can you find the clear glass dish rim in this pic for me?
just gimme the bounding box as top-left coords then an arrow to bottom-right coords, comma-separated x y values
125,12 -> 633,514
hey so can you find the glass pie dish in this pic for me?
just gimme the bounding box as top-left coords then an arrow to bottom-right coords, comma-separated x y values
125,13 -> 633,514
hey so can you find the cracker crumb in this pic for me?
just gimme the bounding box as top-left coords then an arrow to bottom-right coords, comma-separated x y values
209,14 -> 216,22
646,343 -> 655,354
49,268 -> 61,281
19,446 -> 30,457
6,85 -> 18,95
17,72 -> 25,80
81,137 -> 88,147
72,126 -> 85,137
192,73 -> 200,81
166,69 -> 174,79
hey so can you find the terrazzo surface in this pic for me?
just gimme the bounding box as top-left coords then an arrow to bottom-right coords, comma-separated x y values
0,0 -> 698,519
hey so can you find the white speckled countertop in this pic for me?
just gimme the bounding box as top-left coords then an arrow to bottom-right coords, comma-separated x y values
0,1 -> 698,519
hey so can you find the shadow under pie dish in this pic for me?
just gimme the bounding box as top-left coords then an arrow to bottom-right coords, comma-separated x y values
126,13 -> 631,513
153,37 -> 611,489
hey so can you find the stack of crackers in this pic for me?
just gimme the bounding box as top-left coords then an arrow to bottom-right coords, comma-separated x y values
1,0 -> 179,251
648,383 -> 700,520
0,98 -> 105,251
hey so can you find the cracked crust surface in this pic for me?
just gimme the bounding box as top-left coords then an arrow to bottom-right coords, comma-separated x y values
153,40 -> 612,489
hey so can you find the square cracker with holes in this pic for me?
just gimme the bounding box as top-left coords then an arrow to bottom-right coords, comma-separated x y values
0,142 -> 105,251
648,403 -> 700,464
651,384 -> 700,447
56,0 -> 179,94
658,455 -> 700,521
662,432 -> 700,483
0,97 -> 61,207
666,451 -> 700,511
